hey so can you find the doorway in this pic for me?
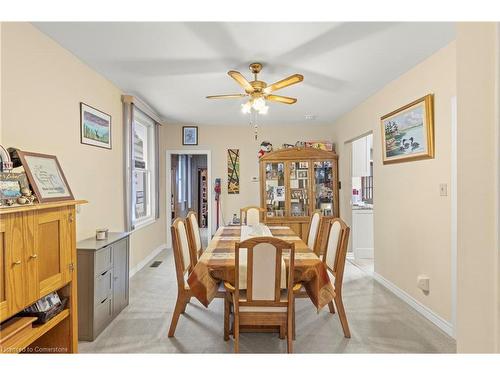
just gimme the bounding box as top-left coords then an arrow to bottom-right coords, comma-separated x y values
166,150 -> 212,249
349,133 -> 374,274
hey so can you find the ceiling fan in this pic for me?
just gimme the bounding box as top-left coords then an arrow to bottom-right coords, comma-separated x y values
206,63 -> 304,114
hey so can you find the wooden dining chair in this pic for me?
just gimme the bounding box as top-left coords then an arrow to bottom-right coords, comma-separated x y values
224,237 -> 296,353
323,218 -> 351,338
168,218 -> 194,337
294,211 -> 323,301
185,211 -> 203,271
239,206 -> 265,226
305,211 -> 322,253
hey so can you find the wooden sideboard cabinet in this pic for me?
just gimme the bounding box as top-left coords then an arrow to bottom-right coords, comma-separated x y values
0,200 -> 87,354
77,232 -> 129,341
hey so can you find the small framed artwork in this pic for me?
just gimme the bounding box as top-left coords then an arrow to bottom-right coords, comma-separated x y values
298,170 -> 308,179
18,151 -> 74,203
0,172 -> 29,205
182,126 -> 198,146
298,161 -> 308,169
80,103 -> 112,149
381,94 -> 434,164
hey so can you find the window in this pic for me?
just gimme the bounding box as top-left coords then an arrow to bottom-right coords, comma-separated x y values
131,109 -> 157,228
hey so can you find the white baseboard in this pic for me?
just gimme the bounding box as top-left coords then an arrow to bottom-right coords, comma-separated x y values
129,243 -> 167,278
373,272 -> 454,338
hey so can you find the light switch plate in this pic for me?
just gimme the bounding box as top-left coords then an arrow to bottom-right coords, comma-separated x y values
439,183 -> 448,196
417,275 -> 430,293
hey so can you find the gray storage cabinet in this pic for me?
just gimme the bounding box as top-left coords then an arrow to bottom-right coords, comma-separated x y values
77,232 -> 130,341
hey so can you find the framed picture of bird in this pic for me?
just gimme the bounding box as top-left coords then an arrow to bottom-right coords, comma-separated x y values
381,94 -> 434,164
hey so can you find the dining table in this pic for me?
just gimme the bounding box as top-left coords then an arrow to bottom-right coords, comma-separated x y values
187,225 -> 335,310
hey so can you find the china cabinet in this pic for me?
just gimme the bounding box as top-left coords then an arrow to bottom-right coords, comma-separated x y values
259,147 -> 339,251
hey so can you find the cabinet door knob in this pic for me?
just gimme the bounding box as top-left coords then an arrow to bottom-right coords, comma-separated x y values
30,254 -> 38,259
13,260 -> 21,265
68,213 -> 74,223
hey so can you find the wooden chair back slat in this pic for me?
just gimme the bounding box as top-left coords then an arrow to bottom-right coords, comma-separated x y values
323,218 -> 350,291
306,211 -> 322,251
171,218 -> 191,290
235,237 -> 294,306
185,211 -> 203,270
239,206 -> 265,225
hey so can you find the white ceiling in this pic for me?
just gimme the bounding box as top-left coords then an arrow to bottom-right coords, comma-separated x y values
33,22 -> 455,126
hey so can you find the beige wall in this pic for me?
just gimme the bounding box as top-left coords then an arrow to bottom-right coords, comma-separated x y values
1,23 -> 166,270
456,23 -> 499,353
160,123 -> 332,244
331,42 -> 457,323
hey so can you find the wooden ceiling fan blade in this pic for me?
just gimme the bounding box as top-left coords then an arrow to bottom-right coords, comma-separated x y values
206,94 -> 247,99
263,74 -> 303,94
266,95 -> 297,104
228,70 -> 254,93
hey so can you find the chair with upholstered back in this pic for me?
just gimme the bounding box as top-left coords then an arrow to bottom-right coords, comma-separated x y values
224,237 -> 296,353
322,218 -> 351,338
305,211 -> 322,253
168,218 -> 194,337
239,206 -> 265,226
185,211 -> 203,270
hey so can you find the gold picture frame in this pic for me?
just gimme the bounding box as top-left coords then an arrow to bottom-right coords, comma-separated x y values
381,94 -> 434,164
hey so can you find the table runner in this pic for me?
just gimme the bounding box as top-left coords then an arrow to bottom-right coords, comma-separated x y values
187,225 -> 335,310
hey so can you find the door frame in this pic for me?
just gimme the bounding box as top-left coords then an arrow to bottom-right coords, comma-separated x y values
345,131 -> 373,255
166,149 -> 212,249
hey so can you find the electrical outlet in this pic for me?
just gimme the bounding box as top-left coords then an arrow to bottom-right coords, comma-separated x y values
439,183 -> 448,196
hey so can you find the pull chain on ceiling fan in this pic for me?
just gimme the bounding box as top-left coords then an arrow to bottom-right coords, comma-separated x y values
206,62 -> 304,114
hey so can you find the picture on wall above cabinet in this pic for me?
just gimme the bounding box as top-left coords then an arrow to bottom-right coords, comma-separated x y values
17,150 -> 74,203
182,126 -> 198,145
80,102 -> 112,149
227,149 -> 240,194
381,94 -> 434,164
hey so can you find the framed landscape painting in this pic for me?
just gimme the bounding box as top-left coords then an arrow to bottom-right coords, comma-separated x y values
80,102 -> 112,149
381,94 -> 434,164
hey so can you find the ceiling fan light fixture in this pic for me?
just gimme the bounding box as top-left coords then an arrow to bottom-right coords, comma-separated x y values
241,101 -> 252,114
252,97 -> 266,112
258,105 -> 269,115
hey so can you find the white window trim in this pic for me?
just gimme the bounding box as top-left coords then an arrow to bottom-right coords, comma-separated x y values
131,108 -> 157,230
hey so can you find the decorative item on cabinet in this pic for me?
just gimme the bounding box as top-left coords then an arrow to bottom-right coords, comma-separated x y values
259,147 -> 339,254
76,232 -> 130,341
0,199 -> 87,354
17,150 -> 74,203
0,145 -> 13,172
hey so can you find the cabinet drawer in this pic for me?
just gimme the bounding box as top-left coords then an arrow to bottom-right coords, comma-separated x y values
94,296 -> 113,335
94,268 -> 112,304
95,246 -> 112,276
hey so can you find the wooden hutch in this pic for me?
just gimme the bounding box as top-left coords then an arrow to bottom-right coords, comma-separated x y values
259,147 -> 339,253
0,200 -> 86,353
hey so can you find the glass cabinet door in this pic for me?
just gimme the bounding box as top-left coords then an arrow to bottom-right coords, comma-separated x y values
265,162 -> 286,217
289,161 -> 310,217
314,160 -> 334,216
